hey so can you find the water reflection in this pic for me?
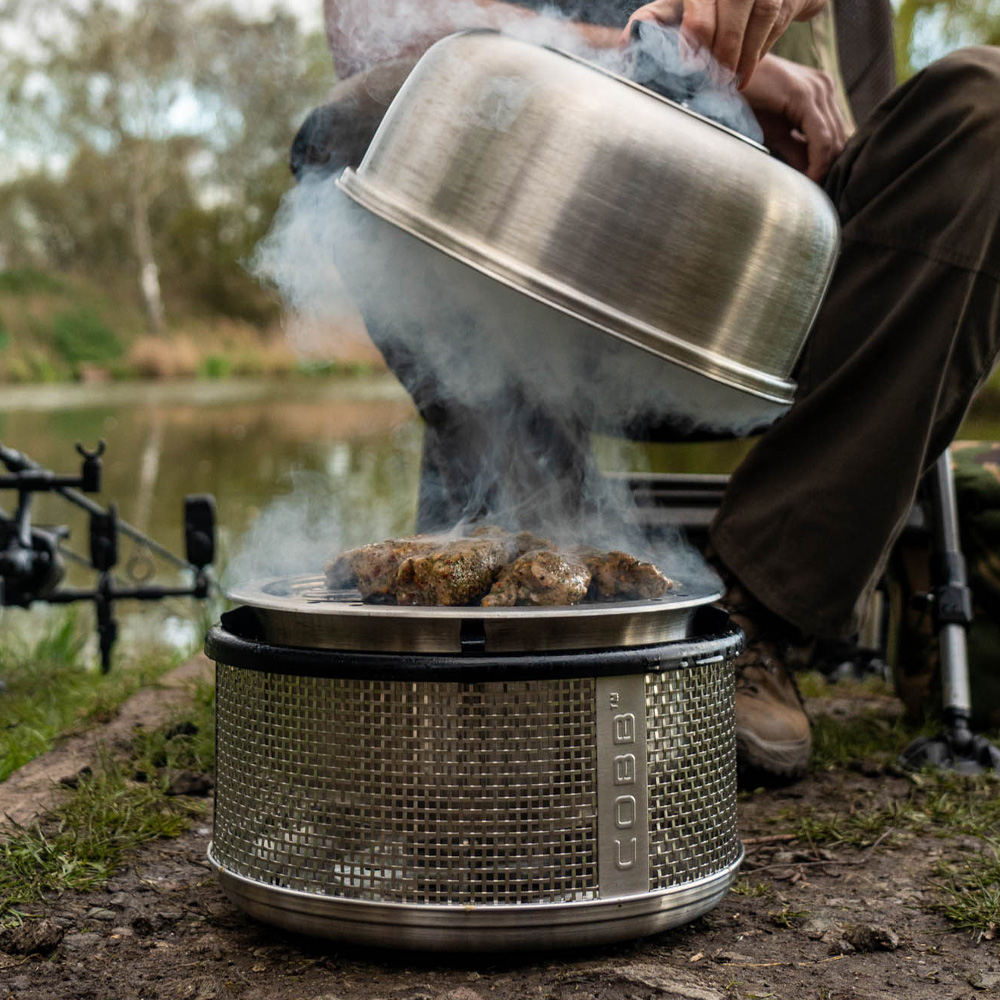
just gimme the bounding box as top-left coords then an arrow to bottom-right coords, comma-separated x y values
1,377 -> 421,660
4,375 -> 999,664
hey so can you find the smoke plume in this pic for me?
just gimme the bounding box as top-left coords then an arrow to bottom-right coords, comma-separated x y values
239,10 -> 776,593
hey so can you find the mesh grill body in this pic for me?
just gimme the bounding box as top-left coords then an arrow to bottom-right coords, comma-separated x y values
213,656 -> 738,907
646,668 -> 740,885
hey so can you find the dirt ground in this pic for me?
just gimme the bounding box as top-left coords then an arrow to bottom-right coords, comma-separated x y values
2,684 -> 999,1000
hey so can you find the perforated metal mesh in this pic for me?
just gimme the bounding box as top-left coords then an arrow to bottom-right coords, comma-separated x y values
214,668 -> 600,905
213,654 -> 738,907
646,660 -> 740,888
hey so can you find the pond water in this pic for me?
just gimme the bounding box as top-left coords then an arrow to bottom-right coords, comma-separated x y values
0,377 -> 423,659
3,375 -> 1000,664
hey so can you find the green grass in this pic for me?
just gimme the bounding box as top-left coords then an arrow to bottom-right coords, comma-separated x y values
730,877 -> 775,899
795,669 -> 943,775
768,907 -> 809,929
810,711 -> 915,771
790,801 -> 913,850
0,611 -> 183,782
930,842 -> 1000,939
916,772 -> 1000,839
129,679 -> 216,779
0,679 -> 215,928
294,358 -> 381,378
784,772 -> 1000,850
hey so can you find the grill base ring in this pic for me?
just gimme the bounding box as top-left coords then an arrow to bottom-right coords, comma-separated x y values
208,848 -> 743,951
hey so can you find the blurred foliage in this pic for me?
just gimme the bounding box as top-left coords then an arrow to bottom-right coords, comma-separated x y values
0,268 -> 69,295
895,0 -> 1000,78
50,308 -> 123,364
0,0 -> 996,351
0,0 -> 332,334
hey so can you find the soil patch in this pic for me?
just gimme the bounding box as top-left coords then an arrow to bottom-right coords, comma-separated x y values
2,689 -> 999,1000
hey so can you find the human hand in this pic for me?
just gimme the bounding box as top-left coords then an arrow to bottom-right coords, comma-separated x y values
621,0 -> 827,87
742,54 -> 849,182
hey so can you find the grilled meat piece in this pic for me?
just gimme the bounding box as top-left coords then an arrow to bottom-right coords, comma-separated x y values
482,548 -> 591,606
576,548 -> 674,600
326,530 -> 674,607
468,525 -> 551,555
324,536 -> 440,598
395,533 -> 517,606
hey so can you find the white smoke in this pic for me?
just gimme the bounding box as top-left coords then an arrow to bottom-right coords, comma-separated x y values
236,7 -> 781,595
328,1 -> 604,75
222,425 -> 422,588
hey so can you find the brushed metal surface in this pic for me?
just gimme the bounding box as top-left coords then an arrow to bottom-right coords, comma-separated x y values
209,852 -> 743,951
337,30 -> 840,410
227,574 -> 722,654
596,676 -> 650,898
209,653 -> 740,949
331,188 -> 791,433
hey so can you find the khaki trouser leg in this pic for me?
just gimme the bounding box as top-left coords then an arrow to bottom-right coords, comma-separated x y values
711,47 -> 1000,638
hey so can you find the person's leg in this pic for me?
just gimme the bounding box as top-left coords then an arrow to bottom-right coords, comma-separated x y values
712,46 -> 1000,640
710,46 -> 1000,781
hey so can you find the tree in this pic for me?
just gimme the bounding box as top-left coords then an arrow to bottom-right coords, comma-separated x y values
0,0 -> 330,331
895,0 -> 1000,79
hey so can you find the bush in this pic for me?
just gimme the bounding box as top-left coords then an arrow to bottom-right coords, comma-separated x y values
125,334 -> 200,379
26,352 -> 63,382
199,354 -> 232,379
0,268 -> 67,295
50,309 -> 124,364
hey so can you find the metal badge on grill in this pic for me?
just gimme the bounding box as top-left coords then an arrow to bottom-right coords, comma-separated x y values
596,675 -> 649,897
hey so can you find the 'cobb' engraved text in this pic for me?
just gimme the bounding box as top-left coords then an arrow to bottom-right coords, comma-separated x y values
596,677 -> 649,897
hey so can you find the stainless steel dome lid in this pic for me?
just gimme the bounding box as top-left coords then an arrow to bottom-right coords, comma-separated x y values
223,574 -> 723,655
336,30 -> 840,409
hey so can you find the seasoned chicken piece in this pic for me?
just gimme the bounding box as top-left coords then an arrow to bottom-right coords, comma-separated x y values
468,524 -> 551,555
514,530 -> 553,555
482,549 -> 591,606
576,548 -> 674,600
394,533 -> 518,606
324,536 -> 440,598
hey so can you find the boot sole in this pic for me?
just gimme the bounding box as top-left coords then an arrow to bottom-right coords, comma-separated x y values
736,728 -> 810,779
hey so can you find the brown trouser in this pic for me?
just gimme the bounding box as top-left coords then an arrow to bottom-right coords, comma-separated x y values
292,47 -> 1000,639
711,46 -> 1000,637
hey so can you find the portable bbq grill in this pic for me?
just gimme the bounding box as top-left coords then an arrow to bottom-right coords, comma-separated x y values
206,578 -> 744,951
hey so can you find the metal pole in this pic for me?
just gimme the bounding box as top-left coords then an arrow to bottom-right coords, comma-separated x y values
928,449 -> 973,728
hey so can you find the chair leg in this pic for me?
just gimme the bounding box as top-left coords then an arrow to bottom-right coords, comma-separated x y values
899,449 -> 1000,773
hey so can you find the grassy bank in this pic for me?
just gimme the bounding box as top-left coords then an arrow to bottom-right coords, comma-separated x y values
0,267 -> 384,384
0,612 -> 184,784
0,610 -> 213,929
8,265 -> 1000,415
0,678 -> 215,929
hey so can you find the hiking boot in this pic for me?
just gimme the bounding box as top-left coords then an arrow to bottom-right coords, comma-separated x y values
704,546 -> 813,782
735,649 -> 812,783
